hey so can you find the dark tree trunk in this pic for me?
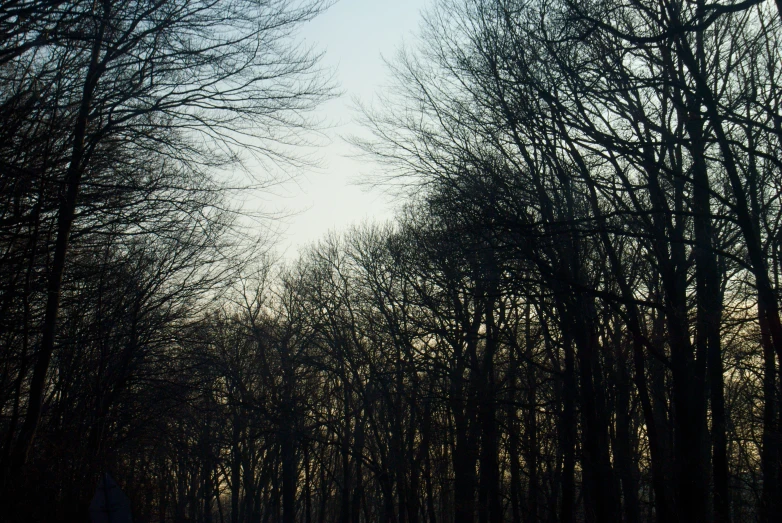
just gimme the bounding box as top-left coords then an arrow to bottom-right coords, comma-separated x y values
282,431 -> 296,523
559,334 -> 576,523
452,411 -> 477,523
687,103 -> 730,523
524,304 -> 538,523
11,3 -> 108,473
478,289 -> 501,523
232,418 -> 241,523
613,342 -> 640,523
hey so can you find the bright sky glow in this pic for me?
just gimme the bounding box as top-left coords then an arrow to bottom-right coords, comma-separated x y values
269,0 -> 430,257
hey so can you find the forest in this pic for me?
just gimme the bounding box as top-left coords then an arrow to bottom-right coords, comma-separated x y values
2,0 -> 782,522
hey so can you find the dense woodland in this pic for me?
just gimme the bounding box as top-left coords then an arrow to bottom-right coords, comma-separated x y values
2,0 -> 782,522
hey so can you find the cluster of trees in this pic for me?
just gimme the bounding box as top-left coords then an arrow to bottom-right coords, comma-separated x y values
0,0 -> 331,519
2,0 -> 782,523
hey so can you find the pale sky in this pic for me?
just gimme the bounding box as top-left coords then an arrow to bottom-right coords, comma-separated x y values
268,0 -> 430,257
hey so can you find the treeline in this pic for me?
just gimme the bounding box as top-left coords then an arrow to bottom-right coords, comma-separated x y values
0,0 -> 331,520
2,1 -> 782,523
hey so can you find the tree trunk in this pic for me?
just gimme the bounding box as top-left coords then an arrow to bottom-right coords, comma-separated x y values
452,411 -> 477,523
282,431 -> 296,523
559,334 -> 576,523
11,2 -> 108,472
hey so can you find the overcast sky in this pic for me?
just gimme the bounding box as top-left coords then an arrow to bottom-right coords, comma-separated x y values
264,0 -> 429,257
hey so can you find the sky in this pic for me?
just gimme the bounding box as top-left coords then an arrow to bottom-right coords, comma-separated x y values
266,0 -> 430,257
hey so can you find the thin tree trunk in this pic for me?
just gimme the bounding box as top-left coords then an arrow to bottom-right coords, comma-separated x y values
478,287 -> 501,523
524,303 -> 538,523
559,334 -> 576,523
688,104 -> 730,523
232,418 -> 241,523
282,431 -> 296,523
613,340 -> 640,523
507,333 -> 522,523
305,444 -> 313,523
